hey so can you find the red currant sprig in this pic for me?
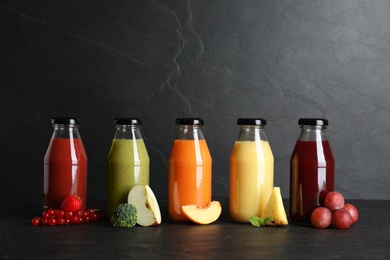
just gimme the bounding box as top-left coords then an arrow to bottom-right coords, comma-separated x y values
31,208 -> 103,226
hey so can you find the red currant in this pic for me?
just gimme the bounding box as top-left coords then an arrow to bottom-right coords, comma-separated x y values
70,216 -> 79,224
47,209 -> 56,217
64,211 -> 74,219
42,211 -> 50,219
56,210 -> 65,218
32,217 -> 41,226
41,218 -> 48,226
84,216 -> 91,223
57,218 -> 65,225
90,212 -> 99,221
47,217 -> 56,226
87,208 -> 95,215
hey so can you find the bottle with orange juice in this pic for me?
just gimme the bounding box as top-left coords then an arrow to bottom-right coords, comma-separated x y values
229,118 -> 274,222
168,118 -> 212,222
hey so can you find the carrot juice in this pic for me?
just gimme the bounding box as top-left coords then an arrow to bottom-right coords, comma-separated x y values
168,139 -> 212,222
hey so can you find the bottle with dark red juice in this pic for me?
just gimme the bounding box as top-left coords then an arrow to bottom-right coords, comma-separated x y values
43,117 -> 88,211
290,118 -> 335,225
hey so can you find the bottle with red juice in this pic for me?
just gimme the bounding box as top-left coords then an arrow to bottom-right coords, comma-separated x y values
289,118 -> 335,225
43,117 -> 88,211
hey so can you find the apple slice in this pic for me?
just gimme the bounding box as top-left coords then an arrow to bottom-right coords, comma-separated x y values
181,201 -> 222,224
260,187 -> 288,226
127,184 -> 162,226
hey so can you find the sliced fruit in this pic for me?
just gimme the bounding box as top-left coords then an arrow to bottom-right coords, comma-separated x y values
260,187 -> 288,226
127,184 -> 161,226
181,201 -> 222,224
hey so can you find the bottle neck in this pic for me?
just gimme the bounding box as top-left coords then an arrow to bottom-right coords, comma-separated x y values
114,125 -> 143,140
298,125 -> 328,142
175,125 -> 205,140
237,125 -> 267,141
52,124 -> 81,139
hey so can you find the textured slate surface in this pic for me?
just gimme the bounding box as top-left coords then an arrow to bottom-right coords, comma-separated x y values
1,0 -> 390,203
2,198 -> 390,259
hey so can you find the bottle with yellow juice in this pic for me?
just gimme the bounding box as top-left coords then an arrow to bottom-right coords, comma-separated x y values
229,118 -> 274,222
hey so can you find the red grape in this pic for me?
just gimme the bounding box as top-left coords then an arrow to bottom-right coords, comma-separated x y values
311,207 -> 332,229
343,204 -> 358,224
324,191 -> 345,211
332,209 -> 352,229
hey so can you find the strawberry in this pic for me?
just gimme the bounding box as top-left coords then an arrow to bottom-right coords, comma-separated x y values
61,194 -> 83,212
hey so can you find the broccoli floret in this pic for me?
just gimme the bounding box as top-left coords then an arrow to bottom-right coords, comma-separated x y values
110,203 -> 137,228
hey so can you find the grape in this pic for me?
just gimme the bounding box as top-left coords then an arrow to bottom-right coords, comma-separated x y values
311,207 -> 332,229
332,209 -> 352,229
324,191 -> 345,211
343,204 -> 358,224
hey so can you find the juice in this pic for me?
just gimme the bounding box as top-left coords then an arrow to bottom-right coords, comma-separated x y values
106,139 -> 149,216
290,140 -> 334,224
230,140 -> 274,222
168,139 -> 212,222
44,138 -> 87,210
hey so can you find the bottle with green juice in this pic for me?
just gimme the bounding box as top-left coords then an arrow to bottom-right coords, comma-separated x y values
106,118 -> 150,217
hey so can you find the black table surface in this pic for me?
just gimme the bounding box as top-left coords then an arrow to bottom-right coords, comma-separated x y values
2,198 -> 390,259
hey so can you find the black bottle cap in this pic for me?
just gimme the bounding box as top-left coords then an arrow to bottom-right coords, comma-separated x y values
175,118 -> 204,126
298,118 -> 328,126
51,117 -> 80,125
113,118 -> 142,125
237,118 -> 266,126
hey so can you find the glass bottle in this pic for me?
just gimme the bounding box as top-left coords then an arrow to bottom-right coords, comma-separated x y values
168,118 -> 212,222
229,118 -> 274,222
106,118 -> 150,217
43,117 -> 88,211
290,118 -> 335,225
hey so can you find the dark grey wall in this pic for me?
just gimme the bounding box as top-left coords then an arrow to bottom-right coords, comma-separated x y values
1,0 -> 390,206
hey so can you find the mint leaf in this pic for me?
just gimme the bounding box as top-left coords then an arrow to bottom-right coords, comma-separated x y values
264,217 -> 273,224
249,216 -> 274,227
249,216 -> 261,227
